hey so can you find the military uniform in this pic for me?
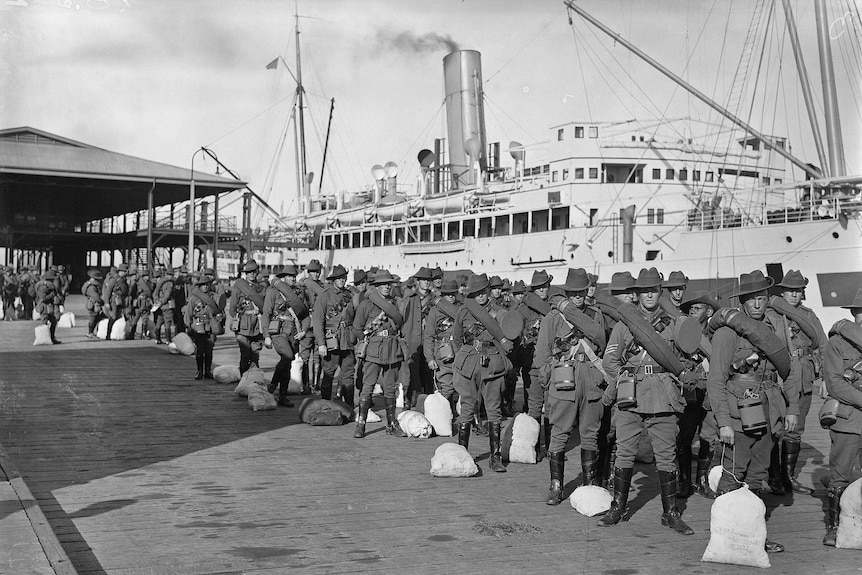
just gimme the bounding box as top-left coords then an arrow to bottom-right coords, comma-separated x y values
17,267 -> 36,321
452,273 -> 514,473
537,269 -> 607,504
153,269 -> 176,344
2,268 -> 18,320
229,261 -> 266,374
312,265 -> 356,402
185,276 -> 222,379
299,259 -> 325,392
82,270 -> 105,337
821,300 -> 862,546
103,264 -> 130,339
422,280 -> 461,411
353,270 -> 408,438
401,267 -> 436,409
34,270 -> 61,343
262,265 -> 309,406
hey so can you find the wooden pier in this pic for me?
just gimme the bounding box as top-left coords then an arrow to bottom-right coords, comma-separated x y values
1,296 -> 860,574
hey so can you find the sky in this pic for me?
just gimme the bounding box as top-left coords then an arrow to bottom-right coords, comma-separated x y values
2,0 -> 860,226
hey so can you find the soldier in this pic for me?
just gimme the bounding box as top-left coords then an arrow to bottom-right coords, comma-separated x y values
82,269 -> 105,338
424,279 -> 461,417
353,270 -> 408,438
821,288 -> 862,546
34,269 -> 62,344
767,270 -> 825,496
586,273 -> 599,307
663,271 -> 689,315
313,264 -> 357,402
452,273 -> 515,472
300,259 -> 325,393
599,267 -> 694,535
103,263 -> 130,339
489,275 -> 505,308
537,269 -> 607,504
131,268 -> 155,339
431,266 -> 444,297
152,266 -> 177,344
229,260 -> 266,374
263,264 -> 309,405
515,270 -> 554,460
401,266 -> 436,409
2,267 -> 18,320
55,264 -> 69,311
676,290 -> 720,498
185,275 -> 223,379
708,270 -> 800,553
18,266 -> 36,321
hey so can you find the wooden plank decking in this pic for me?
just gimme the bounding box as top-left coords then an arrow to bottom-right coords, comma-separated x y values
1,296 -> 860,574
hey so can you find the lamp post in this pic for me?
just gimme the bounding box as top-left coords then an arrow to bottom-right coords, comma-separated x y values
189,147 -> 206,272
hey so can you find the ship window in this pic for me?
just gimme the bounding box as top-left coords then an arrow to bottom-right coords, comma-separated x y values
646,250 -> 660,261
589,168 -> 598,179
447,222 -> 459,240
373,230 -> 382,246
666,168 -> 675,180
352,232 -> 361,247
652,168 -> 661,179
495,215 -> 509,236
513,212 -> 528,234
657,209 -> 664,224
763,176 -> 771,185
433,223 -> 444,241
557,128 -> 565,141
589,208 -> 598,227
706,171 -> 714,182
479,217 -> 492,238
575,168 -> 584,179
395,227 -> 405,244
552,171 -> 559,182
532,210 -> 549,233
774,178 -> 782,185
551,207 -> 569,230
333,235 -> 341,249
693,170 -> 701,181
463,219 -> 476,237
631,136 -> 637,142
589,126 -> 598,138
420,225 -> 431,242
647,208 -> 655,224
548,191 -> 561,204
383,229 -> 392,246
562,168 -> 569,180
362,231 -> 371,247
343,233 -> 350,248
324,235 -> 333,249
575,126 -> 584,138
679,169 -> 688,181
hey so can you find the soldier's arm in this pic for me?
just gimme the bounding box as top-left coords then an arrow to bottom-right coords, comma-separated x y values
824,337 -> 862,409
707,327 -> 737,430
451,309 -> 466,345
260,290 -> 276,330
534,313 -> 557,369
602,322 -> 627,383
228,289 -> 238,317
783,357 -> 801,417
312,291 -> 327,343
422,308 -> 437,360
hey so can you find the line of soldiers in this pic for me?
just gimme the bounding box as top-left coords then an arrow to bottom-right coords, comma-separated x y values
0,264 -> 70,323
224,258 -> 854,552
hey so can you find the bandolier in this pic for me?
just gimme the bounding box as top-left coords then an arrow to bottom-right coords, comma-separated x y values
423,279 -> 461,418
312,264 -> 356,402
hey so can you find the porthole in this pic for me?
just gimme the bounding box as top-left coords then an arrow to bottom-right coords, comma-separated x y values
833,232 -> 840,238
786,236 -> 792,243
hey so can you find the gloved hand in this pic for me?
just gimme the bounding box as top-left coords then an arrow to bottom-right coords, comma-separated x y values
678,368 -> 698,388
499,337 -> 514,354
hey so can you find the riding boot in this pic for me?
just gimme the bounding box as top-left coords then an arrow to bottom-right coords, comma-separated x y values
695,442 -> 716,499
267,365 -> 281,394
603,442 -> 617,490
781,441 -> 813,495
659,470 -> 695,535
676,444 -> 694,498
203,347 -> 213,379
458,421 -> 471,450
384,397 -> 407,437
488,422 -> 506,473
750,488 -> 785,552
473,413 -> 488,437
581,449 -> 600,486
194,354 -> 204,380
301,361 -> 311,394
823,485 -> 844,546
546,451 -> 565,505
534,416 -> 548,463
354,399 -> 370,438
276,366 -> 294,407
767,442 -> 786,495
598,467 -> 632,527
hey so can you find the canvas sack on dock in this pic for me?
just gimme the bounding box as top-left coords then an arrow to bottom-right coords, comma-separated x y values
836,477 -> 862,549
57,312 -> 75,328
212,365 -> 241,384
299,397 -> 353,425
397,410 -> 433,438
248,382 -> 277,411
234,366 -> 266,397
501,413 -> 540,464
424,392 -> 453,437
110,317 -> 127,341
430,443 -> 479,478
95,318 -> 109,339
701,485 -> 769,568
33,324 -> 52,346
570,485 -> 612,516
172,332 -> 196,355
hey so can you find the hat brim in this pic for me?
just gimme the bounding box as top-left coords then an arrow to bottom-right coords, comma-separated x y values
732,277 -> 774,298
777,281 -> 808,289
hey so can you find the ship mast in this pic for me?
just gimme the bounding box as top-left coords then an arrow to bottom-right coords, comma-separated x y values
814,0 -> 846,177
564,0 -> 821,180
294,10 -> 310,213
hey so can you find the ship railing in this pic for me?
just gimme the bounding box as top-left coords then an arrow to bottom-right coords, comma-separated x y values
687,195 -> 861,230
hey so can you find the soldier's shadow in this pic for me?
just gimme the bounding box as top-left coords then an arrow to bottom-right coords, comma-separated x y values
623,465 -> 665,518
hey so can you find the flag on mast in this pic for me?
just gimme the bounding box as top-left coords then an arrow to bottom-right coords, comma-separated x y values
265,58 -> 279,70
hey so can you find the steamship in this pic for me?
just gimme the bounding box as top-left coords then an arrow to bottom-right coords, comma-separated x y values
279,2 -> 862,327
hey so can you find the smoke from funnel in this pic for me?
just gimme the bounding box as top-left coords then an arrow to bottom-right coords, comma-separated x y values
376,30 -> 460,54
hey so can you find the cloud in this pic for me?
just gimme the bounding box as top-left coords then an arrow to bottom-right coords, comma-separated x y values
373,29 -> 460,55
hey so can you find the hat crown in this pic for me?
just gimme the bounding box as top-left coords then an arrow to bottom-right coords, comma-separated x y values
778,269 -> 808,289
307,259 -> 322,272
327,264 -> 348,280
530,270 -> 552,288
562,268 -> 590,291
466,273 -> 490,296
440,279 -> 459,293
635,267 -> 663,288
489,275 -> 504,288
734,269 -> 774,298
665,270 -> 689,287
609,271 -> 636,291
844,287 -> 862,308
414,266 -> 433,280
512,280 -> 527,294
372,269 -> 396,284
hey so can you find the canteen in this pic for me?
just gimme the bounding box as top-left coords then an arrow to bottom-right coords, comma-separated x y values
616,373 -> 637,409
325,333 -> 339,350
435,340 -> 455,363
738,395 -> 768,436
354,338 -> 368,360
552,362 -> 576,391
819,398 -> 840,429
